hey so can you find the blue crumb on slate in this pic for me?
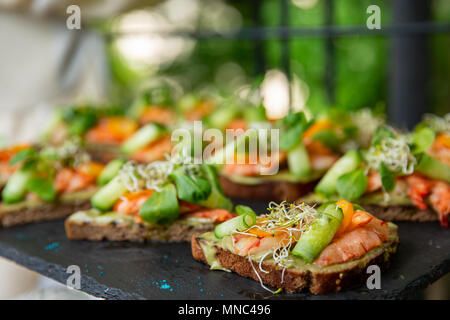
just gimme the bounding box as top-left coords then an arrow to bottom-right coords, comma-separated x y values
152,279 -> 174,292
44,242 -> 60,252
163,254 -> 168,259
15,233 -> 26,240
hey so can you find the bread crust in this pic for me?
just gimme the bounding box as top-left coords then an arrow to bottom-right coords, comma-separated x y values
0,200 -> 91,227
191,230 -> 399,294
219,175 -> 316,202
65,218 -> 215,242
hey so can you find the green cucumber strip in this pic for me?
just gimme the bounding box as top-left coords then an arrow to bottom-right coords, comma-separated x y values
315,150 -> 361,196
2,168 -> 33,204
121,123 -> 164,154
207,106 -> 238,130
91,176 -> 128,211
214,211 -> 257,239
97,159 -> 126,186
235,205 -> 256,216
291,204 -> 343,263
287,141 -> 311,179
415,153 -> 450,184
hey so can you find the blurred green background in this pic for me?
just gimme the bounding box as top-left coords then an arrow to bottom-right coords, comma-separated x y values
103,0 -> 449,115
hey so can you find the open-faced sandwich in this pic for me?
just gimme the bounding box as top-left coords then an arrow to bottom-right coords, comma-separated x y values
0,141 -> 105,227
65,159 -> 235,242
43,105 -> 138,163
302,124 -> 450,227
214,110 -> 380,201
192,200 -> 398,294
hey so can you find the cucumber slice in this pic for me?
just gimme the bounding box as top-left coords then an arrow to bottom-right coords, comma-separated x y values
315,150 -> 361,196
91,176 -> 128,211
291,204 -> 343,263
1,169 -> 32,204
206,106 -> 238,130
121,124 -> 164,155
214,211 -> 257,239
97,159 -> 126,186
416,154 -> 450,184
287,141 -> 311,179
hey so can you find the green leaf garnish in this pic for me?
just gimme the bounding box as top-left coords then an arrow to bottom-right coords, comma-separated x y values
312,130 -> 340,151
170,170 -> 211,204
139,183 -> 179,225
27,176 -> 56,202
336,169 -> 368,201
411,127 -> 435,154
279,112 -> 311,151
379,162 -> 395,192
9,148 -> 36,166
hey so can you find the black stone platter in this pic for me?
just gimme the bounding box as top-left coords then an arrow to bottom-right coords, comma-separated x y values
0,199 -> 448,300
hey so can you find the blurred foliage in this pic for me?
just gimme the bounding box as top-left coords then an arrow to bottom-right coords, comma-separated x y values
106,0 -> 449,115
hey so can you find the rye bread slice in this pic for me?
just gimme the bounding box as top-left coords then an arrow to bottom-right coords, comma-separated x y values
362,204 -> 438,222
0,189 -> 96,227
85,144 -> 121,164
0,199 -> 92,227
219,175 -> 317,202
299,193 -> 439,223
65,212 -> 216,242
191,224 -> 399,294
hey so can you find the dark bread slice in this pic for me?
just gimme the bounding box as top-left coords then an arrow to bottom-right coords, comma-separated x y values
85,144 -> 121,164
0,199 -> 91,227
191,224 -> 399,294
0,189 -> 96,227
302,201 -> 438,223
219,175 -> 317,202
363,204 -> 438,222
65,213 -> 215,242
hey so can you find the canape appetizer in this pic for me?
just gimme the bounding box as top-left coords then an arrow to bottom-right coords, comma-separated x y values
302,124 -> 450,227
65,160 -> 234,242
214,111 -> 352,201
43,105 -> 138,163
0,141 -> 105,226
192,200 -> 398,294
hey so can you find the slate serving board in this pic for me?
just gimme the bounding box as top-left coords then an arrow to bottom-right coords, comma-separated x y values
0,199 -> 448,300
